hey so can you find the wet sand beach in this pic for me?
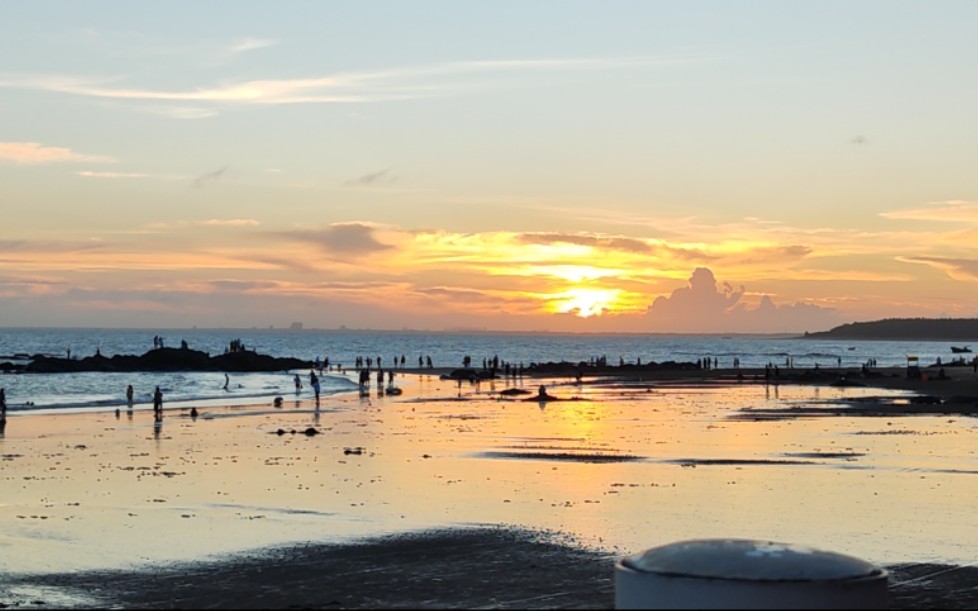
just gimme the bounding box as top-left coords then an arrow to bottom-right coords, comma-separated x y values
2,364 -> 978,608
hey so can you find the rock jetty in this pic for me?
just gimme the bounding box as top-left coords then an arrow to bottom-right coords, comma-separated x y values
4,347 -> 313,374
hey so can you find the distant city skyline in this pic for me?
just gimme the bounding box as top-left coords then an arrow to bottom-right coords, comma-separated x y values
2,2 -> 977,333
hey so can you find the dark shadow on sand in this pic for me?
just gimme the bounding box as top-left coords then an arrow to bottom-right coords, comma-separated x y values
477,450 -> 644,463
0,527 -> 974,609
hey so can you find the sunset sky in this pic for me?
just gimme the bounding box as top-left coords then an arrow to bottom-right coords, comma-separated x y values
2,1 -> 977,333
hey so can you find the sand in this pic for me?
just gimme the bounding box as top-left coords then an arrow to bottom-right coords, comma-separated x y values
2,363 -> 978,608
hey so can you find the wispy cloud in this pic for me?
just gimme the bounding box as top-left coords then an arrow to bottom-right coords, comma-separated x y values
899,256 -> 978,282
204,37 -> 280,67
0,141 -> 115,165
146,218 -> 260,230
0,54 -> 703,118
517,232 -> 652,254
0,73 -> 376,104
282,223 -> 393,256
201,218 -> 260,227
346,168 -> 396,187
881,201 -> 978,223
228,37 -> 277,55
194,165 -> 229,188
77,170 -> 149,179
145,105 -> 220,119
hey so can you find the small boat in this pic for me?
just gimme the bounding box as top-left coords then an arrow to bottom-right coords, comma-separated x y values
951,346 -> 972,354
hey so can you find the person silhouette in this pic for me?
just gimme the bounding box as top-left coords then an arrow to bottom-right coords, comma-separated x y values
152,386 -> 163,414
310,371 -> 321,403
534,385 -> 557,402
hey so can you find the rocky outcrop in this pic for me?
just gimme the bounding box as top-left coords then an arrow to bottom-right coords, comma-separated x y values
20,347 -> 313,373
523,360 -> 701,376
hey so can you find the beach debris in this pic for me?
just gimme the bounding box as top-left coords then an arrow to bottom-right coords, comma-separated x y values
343,447 -> 365,455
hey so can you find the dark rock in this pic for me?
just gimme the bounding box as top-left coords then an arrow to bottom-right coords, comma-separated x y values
21,347 -> 313,374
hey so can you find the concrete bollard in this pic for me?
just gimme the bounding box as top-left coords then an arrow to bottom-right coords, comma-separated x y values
615,539 -> 888,609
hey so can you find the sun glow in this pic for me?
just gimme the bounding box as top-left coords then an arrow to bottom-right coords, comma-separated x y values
552,287 -> 622,318
518,265 -> 623,283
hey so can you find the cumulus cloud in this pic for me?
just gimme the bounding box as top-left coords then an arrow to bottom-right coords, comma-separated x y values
0,141 -> 114,165
645,267 -> 841,333
647,267 -> 744,325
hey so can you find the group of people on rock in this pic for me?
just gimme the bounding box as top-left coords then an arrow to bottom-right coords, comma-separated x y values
227,339 -> 247,353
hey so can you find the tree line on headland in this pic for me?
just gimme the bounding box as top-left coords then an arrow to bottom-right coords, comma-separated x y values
804,318 -> 978,341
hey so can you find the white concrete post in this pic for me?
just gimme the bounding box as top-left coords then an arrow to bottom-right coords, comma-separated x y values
615,539 -> 888,609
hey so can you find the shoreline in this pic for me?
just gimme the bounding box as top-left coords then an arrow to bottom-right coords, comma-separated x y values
5,360 -> 978,415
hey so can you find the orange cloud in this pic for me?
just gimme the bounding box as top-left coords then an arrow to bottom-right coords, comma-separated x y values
0,141 -> 114,165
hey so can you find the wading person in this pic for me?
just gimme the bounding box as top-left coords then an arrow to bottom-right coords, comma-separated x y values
152,386 -> 163,415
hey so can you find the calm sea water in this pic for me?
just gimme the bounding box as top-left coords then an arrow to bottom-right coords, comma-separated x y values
0,327 -> 963,412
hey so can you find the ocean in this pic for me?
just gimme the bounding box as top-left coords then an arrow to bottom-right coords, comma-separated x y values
0,327 -> 965,412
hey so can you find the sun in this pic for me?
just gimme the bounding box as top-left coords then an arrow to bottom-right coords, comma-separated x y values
553,288 -> 621,318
